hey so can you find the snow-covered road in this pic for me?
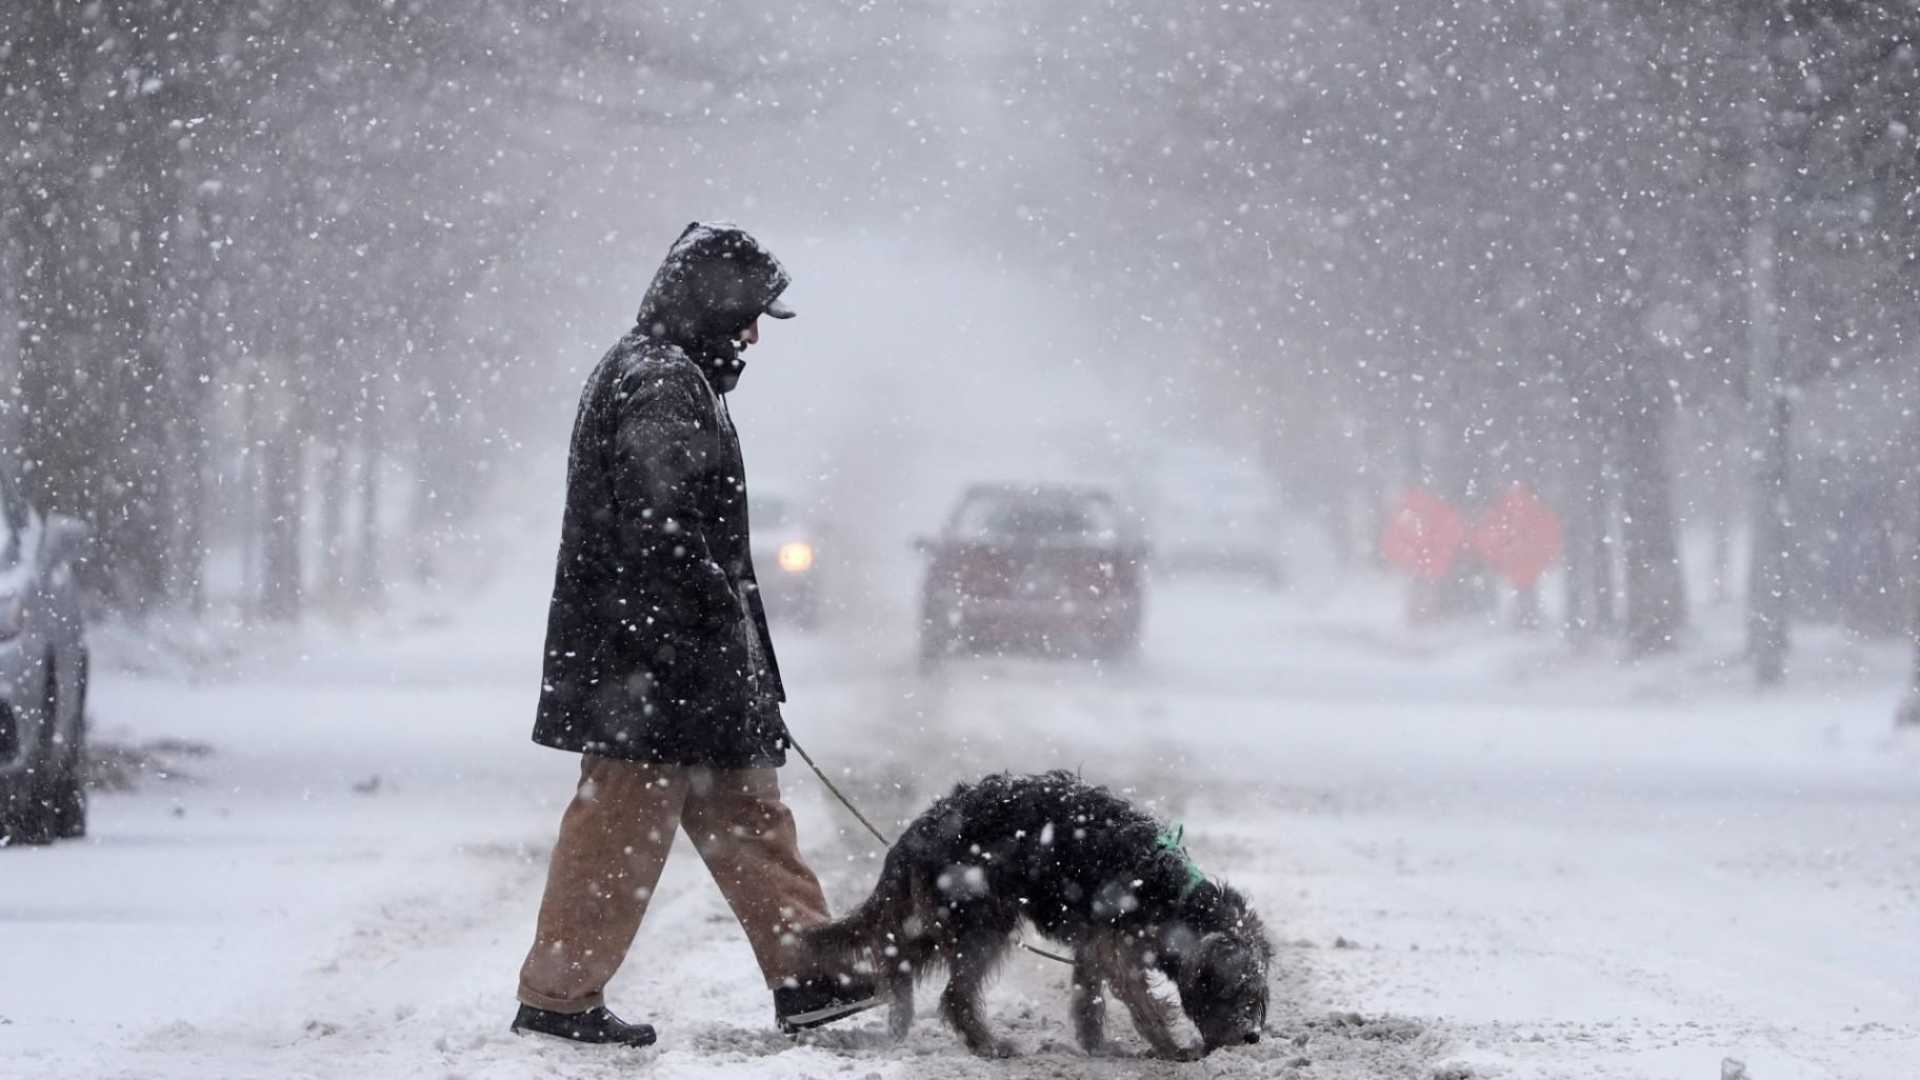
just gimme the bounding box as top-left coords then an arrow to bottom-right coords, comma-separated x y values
3,548 -> 1916,1080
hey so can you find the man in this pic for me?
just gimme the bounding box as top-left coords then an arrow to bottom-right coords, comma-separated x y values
512,223 -> 877,1047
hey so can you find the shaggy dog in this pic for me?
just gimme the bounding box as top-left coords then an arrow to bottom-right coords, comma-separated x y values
805,771 -> 1272,1058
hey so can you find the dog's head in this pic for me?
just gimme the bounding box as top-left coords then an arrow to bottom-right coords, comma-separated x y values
1164,883 -> 1273,1053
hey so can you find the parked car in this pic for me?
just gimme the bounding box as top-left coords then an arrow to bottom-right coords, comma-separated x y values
0,469 -> 91,846
916,483 -> 1146,665
1144,446 -> 1285,587
750,492 -> 828,629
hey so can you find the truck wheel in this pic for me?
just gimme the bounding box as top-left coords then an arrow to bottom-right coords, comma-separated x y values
0,777 -> 55,846
46,766 -> 85,840
52,652 -> 87,839
33,650 -> 86,842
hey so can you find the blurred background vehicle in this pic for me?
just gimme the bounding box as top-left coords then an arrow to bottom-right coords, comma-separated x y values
1142,446 -> 1286,589
915,483 -> 1147,666
749,491 -> 829,630
0,466 -> 92,846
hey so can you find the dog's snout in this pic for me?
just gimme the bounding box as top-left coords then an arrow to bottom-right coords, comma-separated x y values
1245,1031 -> 1261,1044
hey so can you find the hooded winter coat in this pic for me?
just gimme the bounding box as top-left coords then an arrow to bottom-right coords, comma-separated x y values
531,223 -> 792,767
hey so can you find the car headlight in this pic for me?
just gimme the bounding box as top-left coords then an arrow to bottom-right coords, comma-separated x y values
777,541 -> 814,574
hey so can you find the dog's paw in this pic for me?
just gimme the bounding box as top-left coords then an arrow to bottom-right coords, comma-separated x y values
1156,1044 -> 1206,1062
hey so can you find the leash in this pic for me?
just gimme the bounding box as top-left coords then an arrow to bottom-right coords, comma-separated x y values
788,733 -> 1074,967
788,734 -> 897,848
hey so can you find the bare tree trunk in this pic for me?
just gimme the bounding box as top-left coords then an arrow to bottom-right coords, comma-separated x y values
165,330 -> 213,617
259,430 -> 304,622
240,379 -> 261,615
1322,413 -> 1359,570
1593,486 -> 1618,636
1900,571 -> 1920,727
1745,197 -> 1791,686
0,234 -> 19,451
1709,509 -> 1734,606
1561,495 -> 1590,639
409,397 -> 441,587
1562,408 -> 1608,643
1901,466 -> 1920,726
1618,366 -> 1688,657
1747,387 -> 1792,685
1899,633 -> 1920,727
179,423 -> 208,617
319,441 -> 348,604
1584,377 -> 1623,639
1708,401 -> 1738,606
354,404 -> 385,606
1742,16 -> 1792,687
171,198 -> 215,618
178,334 -> 216,618
137,214 -> 175,607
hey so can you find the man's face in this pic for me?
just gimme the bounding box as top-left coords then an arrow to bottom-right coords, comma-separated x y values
735,317 -> 761,350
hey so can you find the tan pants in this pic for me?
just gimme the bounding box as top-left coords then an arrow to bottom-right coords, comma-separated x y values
516,755 -> 832,1013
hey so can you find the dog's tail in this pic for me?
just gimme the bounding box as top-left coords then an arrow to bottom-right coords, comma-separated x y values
806,844 -> 915,962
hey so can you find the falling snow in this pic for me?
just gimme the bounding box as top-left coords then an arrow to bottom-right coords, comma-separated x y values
2,3 -> 1919,1079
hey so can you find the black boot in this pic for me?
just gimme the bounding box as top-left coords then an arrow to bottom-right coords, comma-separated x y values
774,975 -> 881,1033
511,1004 -> 657,1047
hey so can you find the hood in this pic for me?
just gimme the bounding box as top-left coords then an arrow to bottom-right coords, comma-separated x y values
635,222 -> 792,393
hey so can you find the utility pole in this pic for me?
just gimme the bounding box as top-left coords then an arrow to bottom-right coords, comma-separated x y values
1742,18 -> 1791,687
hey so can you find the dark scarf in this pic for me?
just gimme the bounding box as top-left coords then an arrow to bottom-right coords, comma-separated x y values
683,335 -> 748,395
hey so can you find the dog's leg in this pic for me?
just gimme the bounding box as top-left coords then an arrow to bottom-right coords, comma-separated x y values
1103,949 -> 1196,1060
1070,945 -> 1108,1054
939,932 -> 1015,1058
885,952 -> 916,1040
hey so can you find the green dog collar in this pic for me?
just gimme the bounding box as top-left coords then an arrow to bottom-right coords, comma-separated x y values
1155,823 -> 1208,898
